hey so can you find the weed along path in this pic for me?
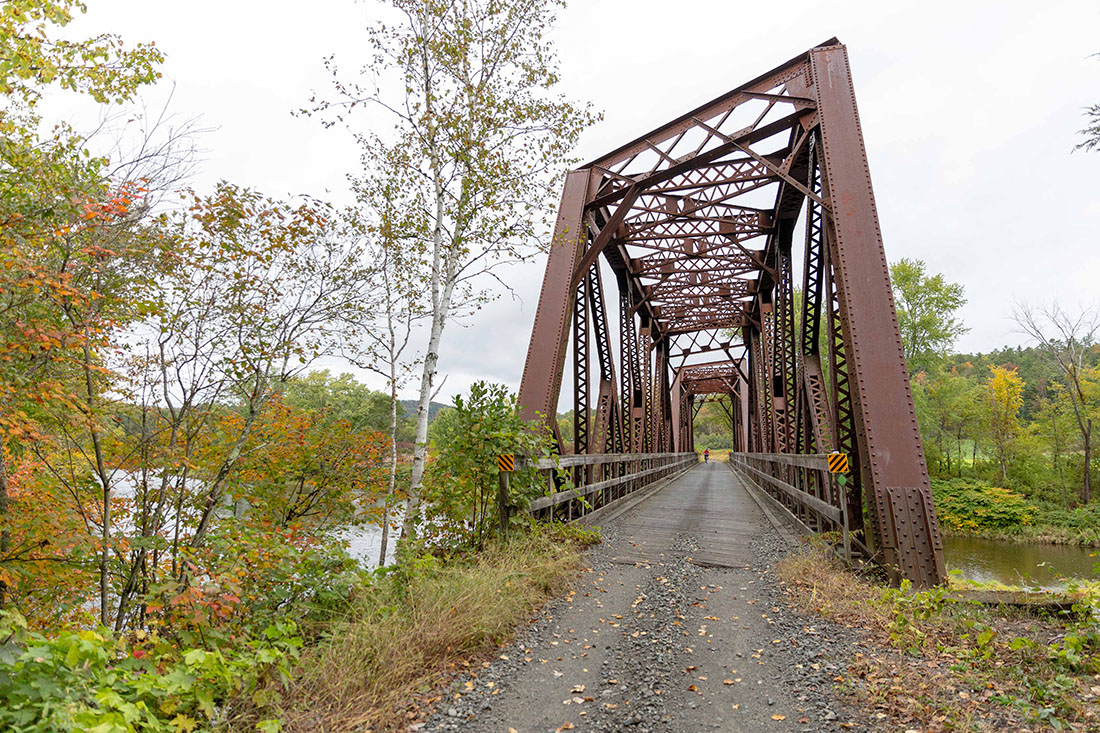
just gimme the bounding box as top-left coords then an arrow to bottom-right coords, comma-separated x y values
419,463 -> 869,733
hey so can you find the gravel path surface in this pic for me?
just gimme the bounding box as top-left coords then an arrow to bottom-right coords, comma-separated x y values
418,463 -> 871,732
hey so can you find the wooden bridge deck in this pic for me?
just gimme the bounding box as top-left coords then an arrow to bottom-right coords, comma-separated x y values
430,459 -> 859,731
608,461 -> 772,569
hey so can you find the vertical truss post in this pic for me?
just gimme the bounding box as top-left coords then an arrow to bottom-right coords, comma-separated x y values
588,267 -> 617,457
573,275 -> 590,455
775,238 -> 798,454
639,318 -> 654,452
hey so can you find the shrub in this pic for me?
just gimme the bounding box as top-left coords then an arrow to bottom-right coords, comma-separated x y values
931,478 -> 1035,532
145,521 -> 362,647
1032,502 -> 1100,530
0,609 -> 300,731
421,381 -> 558,549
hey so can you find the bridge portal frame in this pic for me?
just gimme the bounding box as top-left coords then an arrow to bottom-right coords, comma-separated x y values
517,40 -> 945,587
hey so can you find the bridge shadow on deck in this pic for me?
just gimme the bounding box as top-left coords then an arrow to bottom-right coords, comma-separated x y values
609,462 -> 772,570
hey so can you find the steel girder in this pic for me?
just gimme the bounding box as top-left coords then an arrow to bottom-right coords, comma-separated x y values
517,40 -> 945,586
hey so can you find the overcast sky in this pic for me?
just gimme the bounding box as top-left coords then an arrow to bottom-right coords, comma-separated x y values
56,0 -> 1100,403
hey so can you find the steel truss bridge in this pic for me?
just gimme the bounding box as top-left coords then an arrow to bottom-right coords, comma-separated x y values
517,40 -> 945,587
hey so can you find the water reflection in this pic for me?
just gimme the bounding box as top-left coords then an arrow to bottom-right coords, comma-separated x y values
943,535 -> 1099,590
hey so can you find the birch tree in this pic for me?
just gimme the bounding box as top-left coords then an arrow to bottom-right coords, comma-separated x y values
349,152 -> 426,565
317,0 -> 597,546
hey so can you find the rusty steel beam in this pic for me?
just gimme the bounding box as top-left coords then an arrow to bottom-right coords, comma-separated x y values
519,170 -> 591,434
809,44 -> 944,586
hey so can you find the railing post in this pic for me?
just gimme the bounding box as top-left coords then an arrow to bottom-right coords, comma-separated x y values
840,480 -> 851,563
497,469 -> 511,542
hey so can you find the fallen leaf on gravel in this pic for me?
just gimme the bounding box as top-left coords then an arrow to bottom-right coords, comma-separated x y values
723,679 -> 734,685
557,724 -> 574,731
572,697 -> 584,704
688,684 -> 698,692
553,671 -> 563,677
771,714 -> 786,721
731,704 -> 740,710
604,703 -> 618,710
798,717 -> 810,723
571,685 -> 585,693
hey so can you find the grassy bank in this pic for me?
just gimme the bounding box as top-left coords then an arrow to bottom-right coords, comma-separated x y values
274,524 -> 597,731
941,524 -> 1100,548
777,545 -> 1100,730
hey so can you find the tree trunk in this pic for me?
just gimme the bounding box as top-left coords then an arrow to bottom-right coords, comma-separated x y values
1085,419 -> 1092,504
402,313 -> 444,547
0,450 -> 9,609
399,40 -> 459,553
78,341 -> 114,628
379,365 -> 399,567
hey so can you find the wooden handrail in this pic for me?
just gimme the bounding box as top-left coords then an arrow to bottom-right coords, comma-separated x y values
531,451 -> 694,470
727,452 -> 829,470
522,452 -> 697,517
728,455 -> 842,523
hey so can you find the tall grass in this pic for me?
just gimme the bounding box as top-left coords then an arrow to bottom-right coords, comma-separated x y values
277,524 -> 596,731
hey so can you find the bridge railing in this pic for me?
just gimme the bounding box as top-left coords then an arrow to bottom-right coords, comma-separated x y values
524,452 -> 697,522
727,452 -> 852,562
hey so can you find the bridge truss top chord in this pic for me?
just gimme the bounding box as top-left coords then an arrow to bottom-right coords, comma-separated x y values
517,40 -> 945,587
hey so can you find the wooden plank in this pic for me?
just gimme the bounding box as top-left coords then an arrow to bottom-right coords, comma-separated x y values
527,457 -> 695,511
728,452 -> 830,471
533,452 -> 692,470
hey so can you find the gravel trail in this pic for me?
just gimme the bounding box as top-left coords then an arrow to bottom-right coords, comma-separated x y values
419,463 -> 870,733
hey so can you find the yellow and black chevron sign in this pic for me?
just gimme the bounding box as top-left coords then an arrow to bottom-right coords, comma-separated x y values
497,454 -> 515,472
827,451 -> 849,474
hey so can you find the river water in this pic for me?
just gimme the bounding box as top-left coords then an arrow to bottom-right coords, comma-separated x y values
341,522 -> 395,568
943,535 -> 1098,590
